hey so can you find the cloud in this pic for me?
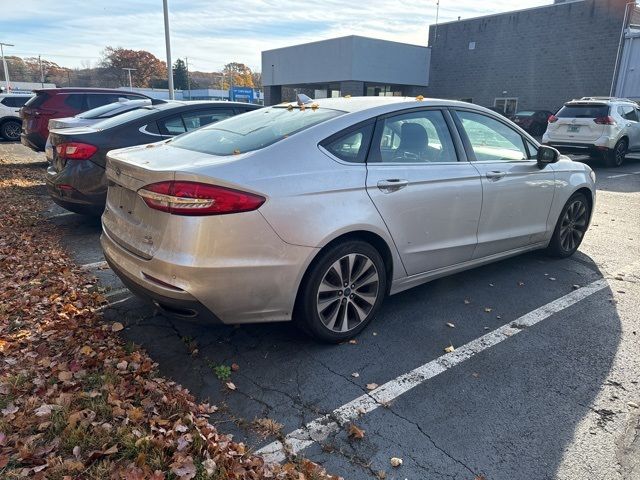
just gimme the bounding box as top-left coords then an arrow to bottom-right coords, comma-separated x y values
1,0 -> 551,72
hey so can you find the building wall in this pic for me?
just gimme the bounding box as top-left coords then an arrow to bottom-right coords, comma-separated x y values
427,0 -> 628,112
262,35 -> 430,87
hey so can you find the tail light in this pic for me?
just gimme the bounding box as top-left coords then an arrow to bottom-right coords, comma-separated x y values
138,181 -> 265,216
548,115 -> 558,123
594,116 -> 616,125
56,142 -> 98,160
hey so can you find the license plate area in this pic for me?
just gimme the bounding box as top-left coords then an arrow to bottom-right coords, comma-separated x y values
567,125 -> 581,133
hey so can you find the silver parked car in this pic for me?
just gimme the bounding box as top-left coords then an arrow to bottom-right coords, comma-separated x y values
101,97 -> 596,342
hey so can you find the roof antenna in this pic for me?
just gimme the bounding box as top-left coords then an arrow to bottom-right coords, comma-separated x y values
297,93 -> 313,106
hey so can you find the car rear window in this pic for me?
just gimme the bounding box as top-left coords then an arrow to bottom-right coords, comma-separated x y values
169,106 -> 344,156
23,93 -> 50,109
77,100 -> 148,119
514,111 -> 534,116
91,106 -> 159,130
557,104 -> 609,118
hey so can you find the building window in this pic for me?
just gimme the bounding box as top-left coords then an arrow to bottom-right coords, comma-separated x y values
494,97 -> 518,116
365,84 -> 404,97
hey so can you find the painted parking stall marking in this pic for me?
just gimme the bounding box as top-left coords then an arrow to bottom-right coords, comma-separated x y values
257,278 -> 610,463
80,260 -> 108,270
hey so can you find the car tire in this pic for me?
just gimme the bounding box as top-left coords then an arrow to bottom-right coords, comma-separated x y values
0,120 -> 21,141
294,240 -> 387,343
546,192 -> 591,258
605,139 -> 627,167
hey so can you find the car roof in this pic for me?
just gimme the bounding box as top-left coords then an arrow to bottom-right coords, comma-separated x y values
275,96 -> 477,113
33,87 -> 150,96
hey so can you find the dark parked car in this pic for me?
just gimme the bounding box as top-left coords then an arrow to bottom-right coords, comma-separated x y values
512,110 -> 555,136
46,101 -> 260,215
20,88 -> 150,151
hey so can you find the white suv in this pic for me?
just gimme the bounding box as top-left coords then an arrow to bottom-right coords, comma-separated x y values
0,93 -> 33,141
542,97 -> 640,167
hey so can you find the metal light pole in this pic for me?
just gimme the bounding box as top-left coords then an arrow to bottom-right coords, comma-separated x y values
185,57 -> 191,99
123,67 -> 137,90
163,0 -> 175,99
0,42 -> 14,92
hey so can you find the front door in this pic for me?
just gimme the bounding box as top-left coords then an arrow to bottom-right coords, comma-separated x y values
365,108 -> 482,276
452,109 -> 556,258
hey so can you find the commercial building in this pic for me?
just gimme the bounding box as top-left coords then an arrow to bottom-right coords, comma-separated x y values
262,35 -> 430,105
426,0 -> 638,114
116,87 -> 263,104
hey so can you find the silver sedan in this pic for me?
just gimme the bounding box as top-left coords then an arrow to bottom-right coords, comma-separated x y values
101,97 -> 596,342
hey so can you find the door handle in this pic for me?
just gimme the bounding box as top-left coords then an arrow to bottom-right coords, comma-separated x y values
377,179 -> 409,193
485,171 -> 507,181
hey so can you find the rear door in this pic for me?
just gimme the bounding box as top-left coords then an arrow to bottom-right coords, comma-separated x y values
618,104 -> 640,151
452,109 -> 556,258
365,108 -> 482,276
547,103 -> 608,142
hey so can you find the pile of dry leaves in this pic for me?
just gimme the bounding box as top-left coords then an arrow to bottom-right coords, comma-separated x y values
0,159 -> 338,479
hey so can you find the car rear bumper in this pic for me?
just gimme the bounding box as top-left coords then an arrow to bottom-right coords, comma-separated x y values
100,210 -> 318,325
20,132 -> 46,152
542,142 -> 610,155
45,160 -> 107,215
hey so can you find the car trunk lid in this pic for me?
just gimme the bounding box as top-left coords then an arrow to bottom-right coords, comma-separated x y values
48,126 -> 100,174
547,103 -> 608,142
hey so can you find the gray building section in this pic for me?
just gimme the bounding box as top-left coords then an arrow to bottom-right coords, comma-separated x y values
426,0 -> 630,113
262,36 -> 430,105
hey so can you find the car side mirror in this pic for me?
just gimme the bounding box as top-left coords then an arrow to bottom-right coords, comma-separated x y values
537,145 -> 560,168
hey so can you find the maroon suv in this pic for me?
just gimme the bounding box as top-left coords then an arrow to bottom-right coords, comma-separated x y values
20,88 -> 149,152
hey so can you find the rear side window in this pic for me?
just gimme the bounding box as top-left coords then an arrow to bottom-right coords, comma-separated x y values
321,123 -> 374,163
618,105 -> 638,121
557,104 -> 609,118
170,106 -> 344,156
182,108 -> 235,130
158,115 -> 186,135
1,96 -> 31,107
23,93 -> 50,109
64,94 -> 85,110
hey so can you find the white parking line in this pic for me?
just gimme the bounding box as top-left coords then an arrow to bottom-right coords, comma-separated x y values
256,278 -> 609,463
80,260 -> 108,270
94,295 -> 133,313
48,211 -> 76,219
607,173 -> 631,179
105,287 -> 129,298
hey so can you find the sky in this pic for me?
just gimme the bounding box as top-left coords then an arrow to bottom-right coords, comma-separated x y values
0,0 -> 551,73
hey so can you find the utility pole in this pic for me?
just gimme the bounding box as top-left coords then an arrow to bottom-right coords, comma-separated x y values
163,0 -> 175,99
0,42 -> 14,92
433,0 -> 440,46
38,55 -> 44,87
185,57 -> 191,99
123,67 -> 137,90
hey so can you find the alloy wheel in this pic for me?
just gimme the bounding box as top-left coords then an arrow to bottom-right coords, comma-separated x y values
559,199 -> 588,252
316,253 -> 380,333
615,141 -> 626,166
4,122 -> 21,141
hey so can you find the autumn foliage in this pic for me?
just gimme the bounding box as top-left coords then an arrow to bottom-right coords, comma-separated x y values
0,157 -> 338,479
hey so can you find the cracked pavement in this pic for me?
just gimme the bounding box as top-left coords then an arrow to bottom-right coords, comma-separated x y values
8,137 -> 639,480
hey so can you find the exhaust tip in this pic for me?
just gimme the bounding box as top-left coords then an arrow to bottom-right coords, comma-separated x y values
153,301 -> 198,318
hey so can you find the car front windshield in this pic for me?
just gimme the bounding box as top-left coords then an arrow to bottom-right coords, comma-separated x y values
170,106 -> 345,156
515,111 -> 535,116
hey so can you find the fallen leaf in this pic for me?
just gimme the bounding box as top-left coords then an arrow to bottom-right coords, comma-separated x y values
2,404 -> 18,416
444,345 -> 455,353
446,322 -> 455,328
464,299 -> 471,304
348,339 -> 358,345
517,281 -> 525,286
489,283 -> 494,287
351,372 -> 360,378
58,371 -> 73,382
484,307 -> 492,313
348,423 -> 365,439
231,363 -> 240,372
549,277 -> 556,281
202,459 -> 216,475
390,457 -> 403,467
112,322 -> 124,332
628,401 -> 639,409
366,383 -> 378,391
171,456 -> 197,480
79,345 -> 94,355
226,382 -> 236,390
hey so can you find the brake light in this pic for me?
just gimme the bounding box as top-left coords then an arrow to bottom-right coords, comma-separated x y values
594,116 -> 616,125
548,115 -> 558,123
138,181 -> 265,216
56,142 -> 98,160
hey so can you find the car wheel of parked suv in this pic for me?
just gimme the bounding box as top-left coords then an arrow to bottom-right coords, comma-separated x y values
546,192 -> 591,258
606,139 -> 627,168
1,120 -> 21,141
295,240 -> 387,342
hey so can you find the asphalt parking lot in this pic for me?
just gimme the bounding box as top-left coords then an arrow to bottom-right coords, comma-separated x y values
5,139 -> 640,480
